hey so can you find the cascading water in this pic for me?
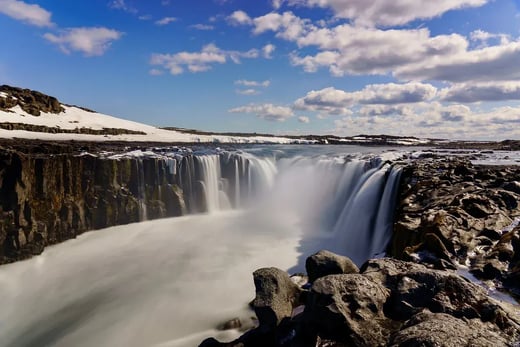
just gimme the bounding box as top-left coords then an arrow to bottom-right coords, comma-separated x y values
0,145 -> 404,347
136,158 -> 148,221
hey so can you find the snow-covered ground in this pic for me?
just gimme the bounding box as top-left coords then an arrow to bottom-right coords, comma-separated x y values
0,104 -> 308,144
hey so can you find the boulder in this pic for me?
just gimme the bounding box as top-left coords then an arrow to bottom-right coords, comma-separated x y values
202,258 -> 520,347
252,267 -> 301,329
503,181 -> 520,195
306,274 -> 390,346
305,250 -> 359,283
389,311 -> 510,347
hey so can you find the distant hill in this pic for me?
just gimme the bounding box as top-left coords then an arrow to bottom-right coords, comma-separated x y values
0,85 -> 308,144
3,84 -> 517,149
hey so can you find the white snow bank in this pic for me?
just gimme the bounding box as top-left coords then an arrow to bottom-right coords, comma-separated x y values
0,105 -> 310,144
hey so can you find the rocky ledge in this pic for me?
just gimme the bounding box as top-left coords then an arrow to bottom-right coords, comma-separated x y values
201,251 -> 520,347
0,85 -> 64,116
391,154 -> 520,299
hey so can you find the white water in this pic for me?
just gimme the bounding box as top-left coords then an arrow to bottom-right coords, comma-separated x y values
0,147 -> 403,347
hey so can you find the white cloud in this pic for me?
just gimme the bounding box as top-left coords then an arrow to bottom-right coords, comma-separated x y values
246,10 -> 520,84
229,103 -> 294,122
272,0 -> 284,9
358,83 -> 437,104
246,12 -> 479,78
470,30 -> 510,47
0,0 -> 53,27
149,68 -> 164,76
298,116 -> 310,123
44,27 -> 123,56
291,0 -> 488,27
190,24 -> 215,30
396,41 -> 520,82
227,10 -> 252,26
359,104 -> 414,117
138,15 -> 152,20
294,87 -> 355,115
253,11 -> 310,41
236,89 -> 260,95
440,82 -> 520,102
294,82 -> 437,116
332,103 -> 520,140
262,44 -> 276,59
151,44 -> 260,75
289,25 -> 468,77
235,80 -> 270,87
109,0 -> 137,14
155,17 -> 177,26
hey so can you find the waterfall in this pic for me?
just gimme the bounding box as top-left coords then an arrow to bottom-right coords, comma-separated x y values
0,146 -> 405,347
195,155 -> 223,212
112,148 -> 402,263
252,154 -> 401,264
136,158 -> 148,221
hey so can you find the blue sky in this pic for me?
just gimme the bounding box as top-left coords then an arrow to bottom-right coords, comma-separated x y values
1,0 -> 520,140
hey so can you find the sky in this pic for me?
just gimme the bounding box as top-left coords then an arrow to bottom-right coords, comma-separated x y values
1,0 -> 520,140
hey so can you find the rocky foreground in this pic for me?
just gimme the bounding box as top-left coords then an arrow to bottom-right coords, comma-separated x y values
392,154 -> 520,299
201,253 -> 520,347
202,154 -> 520,347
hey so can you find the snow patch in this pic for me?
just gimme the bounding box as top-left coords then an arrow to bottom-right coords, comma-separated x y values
0,105 -> 312,144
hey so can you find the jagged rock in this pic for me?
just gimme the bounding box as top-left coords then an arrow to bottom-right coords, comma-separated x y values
305,250 -> 359,283
403,233 -> 455,270
306,274 -> 391,346
203,258 -> 520,347
503,181 -> 520,194
0,85 -> 64,115
252,267 -> 302,328
390,157 -> 520,296
315,337 -> 348,347
389,311 -> 511,347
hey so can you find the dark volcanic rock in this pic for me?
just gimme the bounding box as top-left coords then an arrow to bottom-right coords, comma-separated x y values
0,144 -> 188,264
0,122 -> 147,136
253,267 -> 302,328
0,85 -> 64,115
390,156 -> 520,298
389,311 -> 511,347
306,274 -> 391,346
305,250 -> 359,283
202,255 -> 520,347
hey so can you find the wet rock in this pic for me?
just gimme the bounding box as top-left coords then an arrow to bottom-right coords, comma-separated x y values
218,318 -> 243,331
305,250 -> 359,283
315,337 -> 348,347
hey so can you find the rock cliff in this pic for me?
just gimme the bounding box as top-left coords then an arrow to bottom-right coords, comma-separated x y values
0,143 -> 187,264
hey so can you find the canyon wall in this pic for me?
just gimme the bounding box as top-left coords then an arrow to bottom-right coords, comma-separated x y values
0,147 -> 188,263
0,143 -> 259,264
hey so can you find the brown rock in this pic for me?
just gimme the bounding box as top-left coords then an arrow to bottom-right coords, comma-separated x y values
252,267 -> 302,328
305,250 -> 359,283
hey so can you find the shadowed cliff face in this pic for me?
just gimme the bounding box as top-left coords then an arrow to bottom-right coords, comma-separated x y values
0,149 -> 186,264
